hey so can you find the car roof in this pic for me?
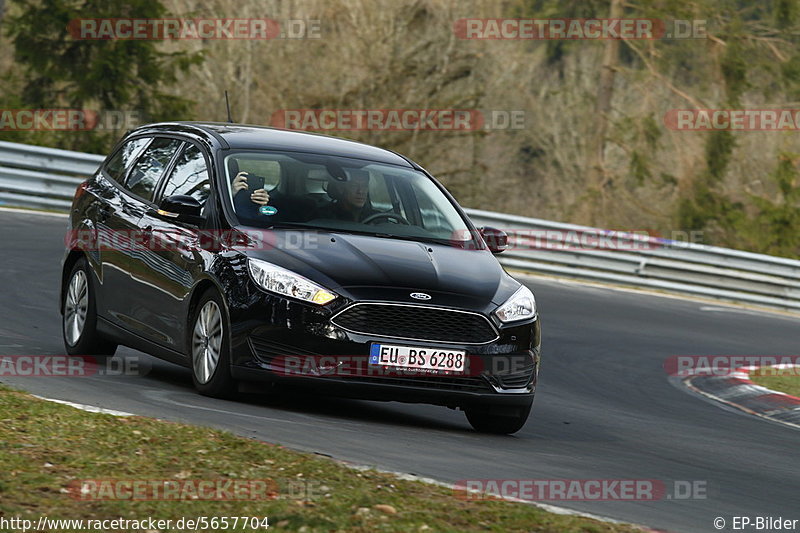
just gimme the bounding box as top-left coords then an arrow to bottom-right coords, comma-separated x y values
127,122 -> 416,168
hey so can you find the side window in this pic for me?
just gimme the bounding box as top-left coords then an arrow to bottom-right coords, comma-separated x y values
367,171 -> 392,211
409,178 -> 461,235
160,145 -> 211,206
413,182 -> 447,230
381,174 -> 410,220
104,137 -> 150,183
125,138 -> 183,202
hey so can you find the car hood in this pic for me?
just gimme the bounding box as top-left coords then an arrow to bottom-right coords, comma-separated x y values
239,228 -> 519,308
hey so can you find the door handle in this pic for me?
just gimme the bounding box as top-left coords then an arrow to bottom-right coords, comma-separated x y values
96,204 -> 112,223
142,225 -> 153,248
121,203 -> 141,217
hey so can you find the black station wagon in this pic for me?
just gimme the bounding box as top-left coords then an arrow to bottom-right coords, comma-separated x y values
61,122 -> 541,433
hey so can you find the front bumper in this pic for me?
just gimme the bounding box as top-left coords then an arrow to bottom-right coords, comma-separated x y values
231,365 -> 536,408
226,283 -> 541,409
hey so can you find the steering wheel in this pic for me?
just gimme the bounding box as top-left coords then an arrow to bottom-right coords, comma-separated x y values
362,212 -> 411,225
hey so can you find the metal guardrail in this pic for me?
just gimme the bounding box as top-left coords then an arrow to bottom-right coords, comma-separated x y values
0,140 -> 104,211
2,140 -> 799,311
465,209 -> 800,311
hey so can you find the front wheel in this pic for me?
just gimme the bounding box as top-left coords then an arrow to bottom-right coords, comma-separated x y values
62,257 -> 117,357
190,290 -> 237,398
465,401 -> 532,434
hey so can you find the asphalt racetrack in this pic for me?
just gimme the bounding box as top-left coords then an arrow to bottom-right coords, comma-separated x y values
1,209 -> 798,533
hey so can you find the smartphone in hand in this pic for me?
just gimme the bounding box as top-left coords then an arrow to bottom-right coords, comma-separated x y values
246,174 -> 266,191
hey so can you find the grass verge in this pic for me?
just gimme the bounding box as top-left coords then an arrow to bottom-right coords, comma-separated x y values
749,366 -> 800,398
0,385 -> 640,532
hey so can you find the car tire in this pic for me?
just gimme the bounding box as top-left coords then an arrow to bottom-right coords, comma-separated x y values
189,289 -> 237,398
465,401 -> 533,434
62,257 -> 118,357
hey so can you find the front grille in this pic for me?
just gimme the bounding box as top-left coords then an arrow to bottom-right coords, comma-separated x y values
331,303 -> 498,344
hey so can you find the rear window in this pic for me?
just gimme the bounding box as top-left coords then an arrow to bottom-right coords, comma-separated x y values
104,137 -> 151,183
124,138 -> 183,202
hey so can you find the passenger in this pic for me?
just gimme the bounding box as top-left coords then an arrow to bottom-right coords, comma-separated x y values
230,170 -> 274,222
232,171 -> 270,206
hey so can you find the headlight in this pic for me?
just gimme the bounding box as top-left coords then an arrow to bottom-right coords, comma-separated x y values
495,285 -> 537,323
247,258 -> 337,305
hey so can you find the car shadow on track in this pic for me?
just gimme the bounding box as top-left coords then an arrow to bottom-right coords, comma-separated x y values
128,351 -> 473,433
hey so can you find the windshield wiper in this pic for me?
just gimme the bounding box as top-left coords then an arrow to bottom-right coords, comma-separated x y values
359,232 -> 459,247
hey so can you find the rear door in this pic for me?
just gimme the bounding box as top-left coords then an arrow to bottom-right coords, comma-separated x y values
93,136 -> 152,321
100,137 -> 184,339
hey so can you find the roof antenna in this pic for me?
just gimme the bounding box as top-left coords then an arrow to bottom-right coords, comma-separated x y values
224,90 -> 234,123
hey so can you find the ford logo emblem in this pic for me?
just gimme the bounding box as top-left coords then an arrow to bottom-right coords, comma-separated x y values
410,292 -> 431,300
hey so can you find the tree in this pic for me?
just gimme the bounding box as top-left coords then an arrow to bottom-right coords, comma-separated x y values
3,0 -> 202,152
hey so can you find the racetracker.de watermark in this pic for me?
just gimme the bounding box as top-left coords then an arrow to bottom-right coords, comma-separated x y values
65,228 -> 314,252
664,355 -> 800,377
454,479 -> 707,501
269,353 -> 534,379
457,228 -> 660,251
269,109 -> 526,131
0,355 -> 143,377
0,110 -> 140,131
68,478 -> 323,501
457,229 -> 704,251
454,19 -> 707,40
665,109 -> 800,131
68,18 -> 321,40
65,228 -> 703,253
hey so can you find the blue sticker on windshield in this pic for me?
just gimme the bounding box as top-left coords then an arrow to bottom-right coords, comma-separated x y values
259,205 -> 278,216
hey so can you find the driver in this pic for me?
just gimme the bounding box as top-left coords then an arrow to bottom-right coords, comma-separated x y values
318,170 -> 379,222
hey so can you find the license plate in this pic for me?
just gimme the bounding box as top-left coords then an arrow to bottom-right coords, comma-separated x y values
369,343 -> 467,374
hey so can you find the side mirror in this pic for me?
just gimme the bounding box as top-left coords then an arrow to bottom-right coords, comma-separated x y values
158,194 -> 204,225
479,226 -> 508,254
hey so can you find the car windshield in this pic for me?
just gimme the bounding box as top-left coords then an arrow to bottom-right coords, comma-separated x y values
222,150 -> 474,246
